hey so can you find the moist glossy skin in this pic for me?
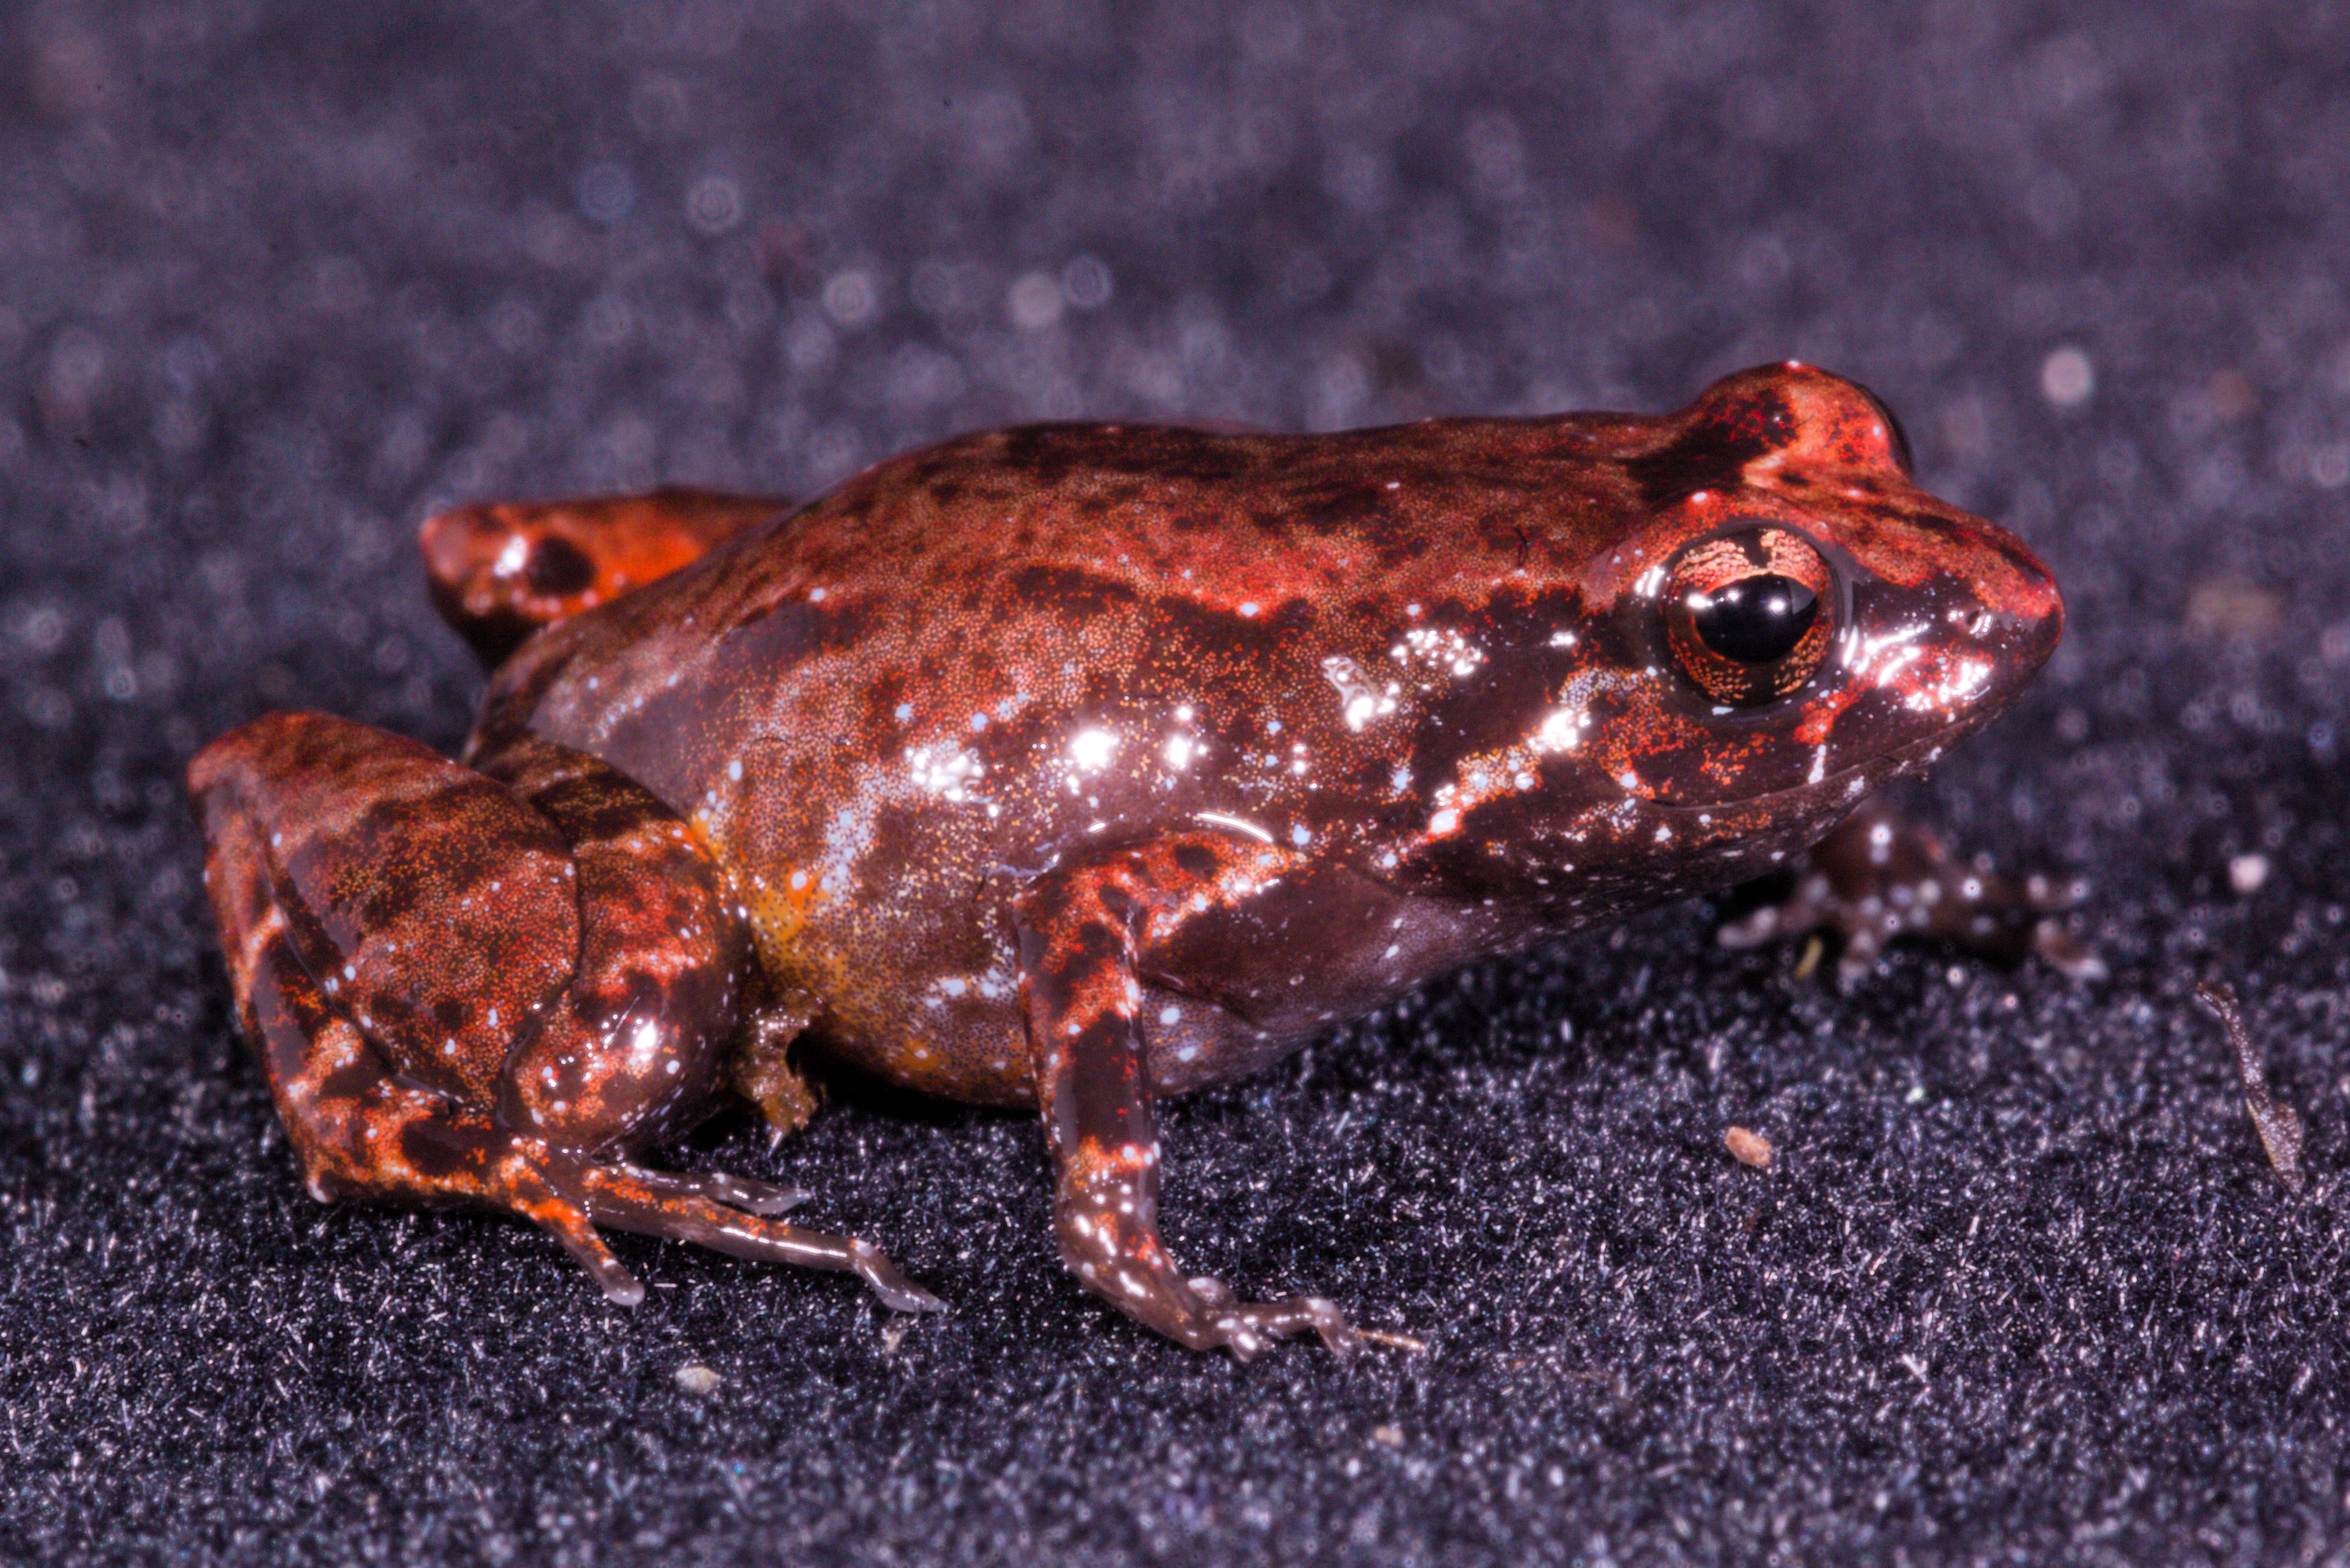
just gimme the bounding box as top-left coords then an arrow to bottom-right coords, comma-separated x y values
190,363 -> 2064,1356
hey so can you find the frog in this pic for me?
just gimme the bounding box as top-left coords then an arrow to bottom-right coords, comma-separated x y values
189,362 -> 2065,1357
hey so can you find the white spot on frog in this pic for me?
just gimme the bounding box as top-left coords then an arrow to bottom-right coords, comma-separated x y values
1535,707 -> 1586,753
628,1018 -> 662,1071
1069,728 -> 1118,771
908,743 -> 985,802
1321,654 -> 1400,730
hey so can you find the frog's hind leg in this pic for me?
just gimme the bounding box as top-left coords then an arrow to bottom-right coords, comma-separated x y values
190,710 -> 938,1314
420,488 -> 786,664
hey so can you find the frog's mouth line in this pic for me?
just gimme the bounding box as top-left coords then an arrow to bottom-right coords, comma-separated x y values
1639,722 -> 1963,823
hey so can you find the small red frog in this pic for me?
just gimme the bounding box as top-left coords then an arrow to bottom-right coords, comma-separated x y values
191,364 -> 2063,1356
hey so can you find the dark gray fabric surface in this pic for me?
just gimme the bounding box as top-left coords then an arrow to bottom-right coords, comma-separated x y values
4,4 -> 2347,1563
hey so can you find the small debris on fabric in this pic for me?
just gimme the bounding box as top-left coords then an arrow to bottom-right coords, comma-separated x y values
2182,576 -> 2285,639
1725,1126 -> 1773,1168
2195,981 -> 2306,1194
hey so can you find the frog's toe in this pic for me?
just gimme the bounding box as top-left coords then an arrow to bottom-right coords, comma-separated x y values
1113,1267 -> 1357,1360
845,1239 -> 947,1315
529,1195 -> 648,1307
2029,919 -> 2107,981
610,1163 -> 810,1216
1185,1279 -> 1362,1360
562,1158 -> 941,1314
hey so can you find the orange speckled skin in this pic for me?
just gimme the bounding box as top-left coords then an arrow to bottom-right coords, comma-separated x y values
191,363 -> 2062,1355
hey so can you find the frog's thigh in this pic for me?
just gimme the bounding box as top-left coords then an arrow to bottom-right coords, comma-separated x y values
1012,835 -> 1359,1358
190,711 -> 584,1118
190,712 -> 939,1312
469,738 -> 757,1150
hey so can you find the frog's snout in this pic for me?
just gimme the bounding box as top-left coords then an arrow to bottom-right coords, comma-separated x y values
1979,533 -> 2066,703
2016,569 -> 2064,673
1929,539 -> 2065,733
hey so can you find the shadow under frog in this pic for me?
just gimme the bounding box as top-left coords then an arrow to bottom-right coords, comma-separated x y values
189,363 -> 2064,1356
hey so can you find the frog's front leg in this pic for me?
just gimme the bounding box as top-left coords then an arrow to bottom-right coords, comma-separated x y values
188,711 -> 938,1314
1719,794 -> 2101,981
1013,838 -> 1360,1358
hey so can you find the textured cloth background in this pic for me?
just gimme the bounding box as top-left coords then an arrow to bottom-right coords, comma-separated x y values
4,5 -> 2348,1564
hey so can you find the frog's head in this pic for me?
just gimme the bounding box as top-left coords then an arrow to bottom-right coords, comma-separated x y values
1406,362 -> 2063,908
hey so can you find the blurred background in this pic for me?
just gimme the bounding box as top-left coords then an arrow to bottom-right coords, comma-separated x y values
4,4 -> 2347,1564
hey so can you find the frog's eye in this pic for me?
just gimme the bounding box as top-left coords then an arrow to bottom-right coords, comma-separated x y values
1662,526 -> 1837,706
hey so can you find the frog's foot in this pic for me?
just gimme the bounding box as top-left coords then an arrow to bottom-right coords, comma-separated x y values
420,487 -> 785,665
1054,1173 -> 1358,1359
189,710 -> 937,1316
572,1159 -> 942,1312
1720,794 -> 2102,982
227,925 -> 938,1313
1014,836 -> 1361,1359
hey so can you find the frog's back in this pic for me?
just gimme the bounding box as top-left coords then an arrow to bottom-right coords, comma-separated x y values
479,416 -> 1638,871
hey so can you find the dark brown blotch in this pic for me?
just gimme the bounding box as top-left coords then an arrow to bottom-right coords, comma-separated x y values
1172,843 -> 1219,879
529,773 -> 668,848
1624,386 -> 1791,506
1096,883 -> 1143,926
399,1117 -> 476,1182
1007,565 -> 1144,620
714,592 -> 876,665
526,535 -> 597,597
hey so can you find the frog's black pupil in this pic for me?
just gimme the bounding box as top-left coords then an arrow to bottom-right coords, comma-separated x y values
1692,574 -> 1818,664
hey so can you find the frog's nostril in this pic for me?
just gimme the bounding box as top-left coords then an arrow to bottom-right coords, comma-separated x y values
1989,581 -> 2065,689
2028,588 -> 2066,666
